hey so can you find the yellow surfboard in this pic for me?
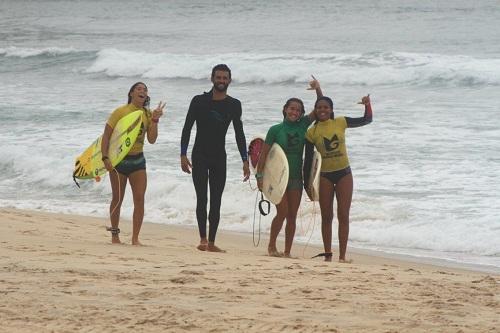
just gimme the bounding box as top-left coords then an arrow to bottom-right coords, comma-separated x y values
73,110 -> 143,180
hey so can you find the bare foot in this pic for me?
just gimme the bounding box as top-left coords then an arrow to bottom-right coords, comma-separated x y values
207,244 -> 226,253
132,240 -> 143,246
197,243 -> 207,251
268,247 -> 283,257
111,236 -> 121,244
339,258 -> 353,264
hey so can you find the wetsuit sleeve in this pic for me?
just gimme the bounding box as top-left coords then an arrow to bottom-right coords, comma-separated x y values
345,103 -> 373,128
232,100 -> 248,162
180,97 -> 197,156
303,139 -> 314,190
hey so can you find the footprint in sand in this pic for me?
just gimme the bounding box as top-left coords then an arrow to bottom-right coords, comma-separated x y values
170,276 -> 196,284
180,270 -> 204,276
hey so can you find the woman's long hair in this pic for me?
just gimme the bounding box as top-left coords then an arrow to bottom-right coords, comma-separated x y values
127,82 -> 150,108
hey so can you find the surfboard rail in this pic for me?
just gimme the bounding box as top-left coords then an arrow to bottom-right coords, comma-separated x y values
73,110 -> 143,180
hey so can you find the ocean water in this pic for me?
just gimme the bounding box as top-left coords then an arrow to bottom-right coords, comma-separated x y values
1,0 -> 499,271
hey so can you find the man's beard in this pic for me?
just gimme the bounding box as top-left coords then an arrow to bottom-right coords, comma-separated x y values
213,83 -> 228,92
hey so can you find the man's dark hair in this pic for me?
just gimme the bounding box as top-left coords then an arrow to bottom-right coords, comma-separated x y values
211,64 -> 231,79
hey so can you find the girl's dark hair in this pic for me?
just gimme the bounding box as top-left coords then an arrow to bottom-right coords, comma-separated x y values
315,96 -> 334,119
282,97 -> 305,118
211,64 -> 231,79
127,82 -> 149,108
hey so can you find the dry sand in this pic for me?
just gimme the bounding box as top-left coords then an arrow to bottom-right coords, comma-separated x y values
0,208 -> 498,332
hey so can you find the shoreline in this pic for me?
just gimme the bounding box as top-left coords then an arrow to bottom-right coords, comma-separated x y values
1,207 -> 499,332
3,205 -> 499,274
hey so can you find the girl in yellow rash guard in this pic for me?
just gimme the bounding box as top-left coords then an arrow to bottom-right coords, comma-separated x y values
303,94 -> 372,262
101,82 -> 166,246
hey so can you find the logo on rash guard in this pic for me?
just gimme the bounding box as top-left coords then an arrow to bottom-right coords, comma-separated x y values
287,132 -> 300,148
323,134 -> 339,151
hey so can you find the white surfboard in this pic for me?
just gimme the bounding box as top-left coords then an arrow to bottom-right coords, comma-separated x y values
306,150 -> 322,201
262,143 -> 289,205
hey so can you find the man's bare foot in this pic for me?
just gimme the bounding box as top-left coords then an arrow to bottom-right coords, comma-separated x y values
197,243 -> 207,251
207,243 -> 226,253
131,239 -> 143,246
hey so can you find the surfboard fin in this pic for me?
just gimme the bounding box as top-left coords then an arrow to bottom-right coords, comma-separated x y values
72,173 -> 80,188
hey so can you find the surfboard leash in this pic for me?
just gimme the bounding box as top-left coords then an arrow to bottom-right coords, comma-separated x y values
302,200 -> 318,258
247,176 -> 258,191
109,168 -> 122,216
252,191 -> 271,247
252,190 -> 261,247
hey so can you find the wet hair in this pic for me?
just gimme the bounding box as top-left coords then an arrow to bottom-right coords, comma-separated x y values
127,82 -> 149,108
211,64 -> 231,79
315,96 -> 334,119
282,97 -> 305,118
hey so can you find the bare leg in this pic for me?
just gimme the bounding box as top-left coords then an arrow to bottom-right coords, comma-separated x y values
268,195 -> 288,256
128,169 -> 147,246
109,170 -> 127,244
283,189 -> 302,256
319,177 -> 335,261
335,173 -> 353,262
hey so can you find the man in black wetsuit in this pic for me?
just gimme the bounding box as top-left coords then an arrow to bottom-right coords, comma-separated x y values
180,64 -> 250,252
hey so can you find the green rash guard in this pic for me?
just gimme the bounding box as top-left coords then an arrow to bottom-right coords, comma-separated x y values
264,116 -> 312,180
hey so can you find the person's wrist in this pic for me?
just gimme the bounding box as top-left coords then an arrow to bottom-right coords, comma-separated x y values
152,118 -> 159,123
255,172 -> 263,180
102,156 -> 109,162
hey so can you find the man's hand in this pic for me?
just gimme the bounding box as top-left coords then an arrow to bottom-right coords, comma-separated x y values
242,161 -> 250,182
181,155 -> 192,174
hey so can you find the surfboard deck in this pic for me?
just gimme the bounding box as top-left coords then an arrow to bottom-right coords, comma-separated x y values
248,135 -> 265,174
73,110 -> 143,180
262,143 -> 289,205
306,150 -> 322,201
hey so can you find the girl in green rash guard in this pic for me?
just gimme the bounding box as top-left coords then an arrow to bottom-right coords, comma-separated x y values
256,78 -> 322,257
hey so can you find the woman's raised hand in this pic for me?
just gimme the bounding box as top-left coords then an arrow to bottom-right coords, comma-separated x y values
152,101 -> 166,120
307,75 -> 320,90
358,94 -> 371,105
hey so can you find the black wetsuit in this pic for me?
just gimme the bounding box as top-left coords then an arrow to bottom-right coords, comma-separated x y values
181,90 -> 247,242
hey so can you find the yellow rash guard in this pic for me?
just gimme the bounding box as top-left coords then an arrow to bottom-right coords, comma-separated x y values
305,117 -> 350,172
106,104 -> 151,155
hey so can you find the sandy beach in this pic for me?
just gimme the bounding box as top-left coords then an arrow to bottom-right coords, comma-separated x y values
0,208 -> 498,332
